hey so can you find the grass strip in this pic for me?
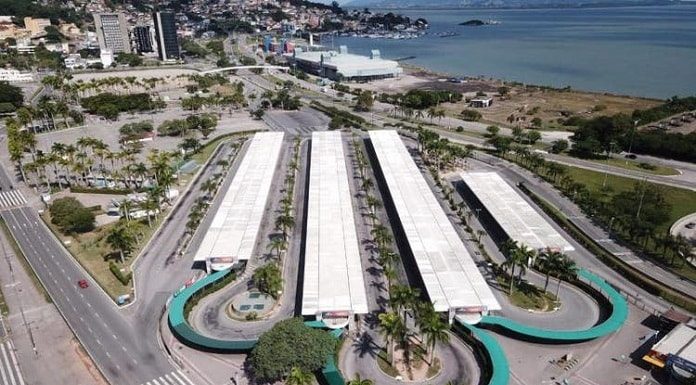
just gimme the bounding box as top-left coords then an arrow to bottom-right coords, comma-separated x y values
519,183 -> 696,312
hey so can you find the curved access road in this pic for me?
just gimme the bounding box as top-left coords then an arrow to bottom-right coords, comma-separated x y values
478,269 -> 628,342
167,268 -> 344,385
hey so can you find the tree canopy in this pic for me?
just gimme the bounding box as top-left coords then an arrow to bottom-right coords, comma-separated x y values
49,197 -> 95,234
0,82 -> 24,110
249,318 -> 335,382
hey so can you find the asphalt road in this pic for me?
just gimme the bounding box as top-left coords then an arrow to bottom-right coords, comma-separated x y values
0,137 -> 242,385
469,153 -> 694,312
0,207 -> 176,385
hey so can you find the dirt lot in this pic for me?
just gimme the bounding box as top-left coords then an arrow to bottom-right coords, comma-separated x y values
357,66 -> 662,131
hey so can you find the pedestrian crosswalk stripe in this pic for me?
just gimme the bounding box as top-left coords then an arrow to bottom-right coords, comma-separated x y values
0,190 -> 27,208
0,340 -> 26,385
140,371 -> 196,385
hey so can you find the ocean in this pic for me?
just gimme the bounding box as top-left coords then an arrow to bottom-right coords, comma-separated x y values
331,5 -> 696,99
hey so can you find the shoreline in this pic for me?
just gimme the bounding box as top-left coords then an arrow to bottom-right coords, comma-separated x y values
397,62 -> 662,102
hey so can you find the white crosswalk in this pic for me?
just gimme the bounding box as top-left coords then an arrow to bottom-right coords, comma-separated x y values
140,371 -> 196,385
0,340 -> 26,385
0,191 -> 26,209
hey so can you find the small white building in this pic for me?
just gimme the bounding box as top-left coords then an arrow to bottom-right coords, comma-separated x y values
470,98 -> 493,108
100,49 -> 114,67
0,69 -> 33,82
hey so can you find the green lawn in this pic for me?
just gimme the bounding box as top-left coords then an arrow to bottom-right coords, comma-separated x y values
582,157 -> 680,176
496,275 -> 560,312
562,166 -> 696,233
557,164 -> 696,281
0,287 -> 8,316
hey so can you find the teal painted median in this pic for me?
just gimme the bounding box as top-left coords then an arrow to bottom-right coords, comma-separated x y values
480,269 -> 628,342
167,269 -> 345,384
168,268 -> 257,351
455,322 -> 510,385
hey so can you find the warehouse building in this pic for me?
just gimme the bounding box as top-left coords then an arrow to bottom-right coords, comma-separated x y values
291,45 -> 402,81
458,172 -> 574,253
368,130 -> 500,324
194,132 -> 284,273
301,131 -> 368,329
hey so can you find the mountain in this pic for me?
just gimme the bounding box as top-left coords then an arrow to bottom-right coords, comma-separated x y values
343,0 -> 681,9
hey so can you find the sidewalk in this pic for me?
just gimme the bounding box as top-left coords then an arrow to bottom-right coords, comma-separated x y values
0,223 -> 106,385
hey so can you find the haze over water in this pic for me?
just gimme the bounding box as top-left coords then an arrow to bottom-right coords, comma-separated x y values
334,5 -> 696,99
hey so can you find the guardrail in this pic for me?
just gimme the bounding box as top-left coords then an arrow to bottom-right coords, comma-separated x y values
479,269 -> 628,342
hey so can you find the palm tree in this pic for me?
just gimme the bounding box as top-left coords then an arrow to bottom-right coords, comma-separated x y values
370,225 -> 392,248
554,255 -> 577,297
419,312 -> 450,364
501,245 -> 532,294
106,223 -> 137,264
275,214 -> 295,240
200,178 -> 218,198
361,177 -> 374,193
268,236 -> 287,259
119,200 -> 134,222
140,196 -> 160,228
537,248 -> 564,291
286,366 -> 313,385
347,374 -> 374,385
378,311 -> 404,366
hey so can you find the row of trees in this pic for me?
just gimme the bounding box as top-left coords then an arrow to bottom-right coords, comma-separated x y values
500,241 -> 577,297
158,114 -> 218,138
352,135 -> 450,375
498,143 -> 693,271
80,92 -> 166,120
254,138 -> 301,299
379,89 -> 463,110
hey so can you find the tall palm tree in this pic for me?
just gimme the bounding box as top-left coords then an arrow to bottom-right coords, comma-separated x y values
106,223 -> 137,264
268,236 -> 287,259
501,245 -> 532,294
537,248 -> 564,291
370,225 -> 392,248
419,312 -> 450,364
140,196 -> 160,228
554,256 -> 577,297
120,200 -> 134,222
378,311 -> 404,366
275,214 -> 295,240
286,366 -> 313,385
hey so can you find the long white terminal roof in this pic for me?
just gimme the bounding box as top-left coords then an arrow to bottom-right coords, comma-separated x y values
194,132 -> 284,268
369,130 -> 500,313
460,172 -> 574,252
302,131 -> 368,316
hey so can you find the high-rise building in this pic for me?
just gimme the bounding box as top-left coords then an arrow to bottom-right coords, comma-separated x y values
133,25 -> 153,53
94,13 -> 131,53
153,12 -> 180,61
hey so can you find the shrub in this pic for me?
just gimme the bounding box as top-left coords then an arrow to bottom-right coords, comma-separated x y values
460,109 -> 482,122
109,261 -> 132,285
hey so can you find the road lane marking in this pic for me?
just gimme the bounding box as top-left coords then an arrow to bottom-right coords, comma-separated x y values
0,342 -> 17,385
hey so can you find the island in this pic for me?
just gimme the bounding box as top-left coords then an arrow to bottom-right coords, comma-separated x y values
459,19 -> 500,26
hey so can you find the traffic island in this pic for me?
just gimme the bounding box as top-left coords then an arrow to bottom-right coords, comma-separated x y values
226,291 -> 277,321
